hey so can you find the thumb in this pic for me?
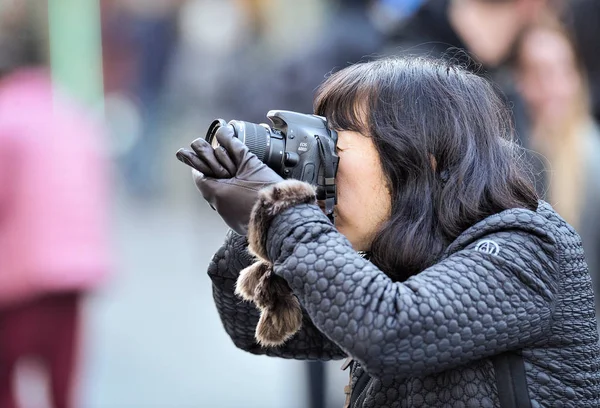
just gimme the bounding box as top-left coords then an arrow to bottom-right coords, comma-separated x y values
215,124 -> 249,166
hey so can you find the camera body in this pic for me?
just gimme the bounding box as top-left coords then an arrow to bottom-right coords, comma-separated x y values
236,110 -> 337,184
206,110 -> 339,213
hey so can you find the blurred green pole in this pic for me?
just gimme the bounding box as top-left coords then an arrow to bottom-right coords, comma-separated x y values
48,0 -> 104,113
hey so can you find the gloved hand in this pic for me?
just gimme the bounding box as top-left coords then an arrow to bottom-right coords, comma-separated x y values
176,122 -> 284,235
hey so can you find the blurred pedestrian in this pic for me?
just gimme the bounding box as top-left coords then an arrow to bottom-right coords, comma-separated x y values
514,14 -> 600,317
0,4 -> 111,408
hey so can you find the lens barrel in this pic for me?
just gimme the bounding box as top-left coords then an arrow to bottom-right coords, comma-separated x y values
235,121 -> 269,162
205,119 -> 269,162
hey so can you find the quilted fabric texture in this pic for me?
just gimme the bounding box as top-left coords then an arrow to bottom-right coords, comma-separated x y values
208,200 -> 600,407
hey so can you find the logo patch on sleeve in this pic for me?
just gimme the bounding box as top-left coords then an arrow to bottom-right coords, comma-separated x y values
475,240 -> 500,255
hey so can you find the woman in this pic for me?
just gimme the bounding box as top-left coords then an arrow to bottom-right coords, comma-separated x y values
514,16 -> 600,319
176,57 -> 600,407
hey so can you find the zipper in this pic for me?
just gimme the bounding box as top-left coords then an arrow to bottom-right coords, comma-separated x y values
350,366 -> 371,408
352,378 -> 370,408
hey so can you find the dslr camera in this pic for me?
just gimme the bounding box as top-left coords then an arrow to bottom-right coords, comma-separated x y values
206,110 -> 339,216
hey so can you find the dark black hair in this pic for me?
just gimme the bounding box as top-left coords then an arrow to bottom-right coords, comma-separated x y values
314,56 -> 539,281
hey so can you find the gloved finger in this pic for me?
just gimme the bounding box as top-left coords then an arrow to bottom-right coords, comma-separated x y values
215,124 -> 250,166
190,137 -> 231,178
176,148 -> 214,177
214,145 -> 237,175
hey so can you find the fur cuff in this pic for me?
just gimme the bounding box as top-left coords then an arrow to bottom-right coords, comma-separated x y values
236,180 -> 315,347
235,260 -> 303,347
247,180 -> 317,262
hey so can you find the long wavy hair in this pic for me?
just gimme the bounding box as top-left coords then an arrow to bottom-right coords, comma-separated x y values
314,56 -> 539,281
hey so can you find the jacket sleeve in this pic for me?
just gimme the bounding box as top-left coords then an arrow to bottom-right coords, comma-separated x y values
208,229 -> 347,360
263,204 -> 560,379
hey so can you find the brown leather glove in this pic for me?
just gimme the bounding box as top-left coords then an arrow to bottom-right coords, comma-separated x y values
176,123 -> 284,235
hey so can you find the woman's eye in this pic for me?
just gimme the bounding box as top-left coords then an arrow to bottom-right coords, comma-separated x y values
336,146 -> 344,152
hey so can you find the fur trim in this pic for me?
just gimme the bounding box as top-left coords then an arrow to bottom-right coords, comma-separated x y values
248,180 -> 316,261
234,180 -> 314,347
235,259 -> 303,346
235,261 -> 270,301
255,292 -> 303,347
253,273 -> 291,310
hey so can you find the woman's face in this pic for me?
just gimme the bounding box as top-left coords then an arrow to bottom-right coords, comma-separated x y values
333,129 -> 392,252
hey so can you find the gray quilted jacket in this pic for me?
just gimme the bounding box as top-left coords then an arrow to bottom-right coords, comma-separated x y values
208,200 -> 600,407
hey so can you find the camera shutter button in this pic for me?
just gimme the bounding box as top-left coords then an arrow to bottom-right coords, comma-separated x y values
284,152 -> 300,167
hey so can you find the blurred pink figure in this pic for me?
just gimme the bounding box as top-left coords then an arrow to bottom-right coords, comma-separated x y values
0,69 -> 111,408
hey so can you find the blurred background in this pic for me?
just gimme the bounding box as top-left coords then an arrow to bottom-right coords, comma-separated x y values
0,0 -> 599,407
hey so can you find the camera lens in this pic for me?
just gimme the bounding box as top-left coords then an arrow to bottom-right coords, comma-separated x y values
205,119 -> 269,161
205,118 -> 286,176
235,121 -> 269,162
230,120 -> 286,175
